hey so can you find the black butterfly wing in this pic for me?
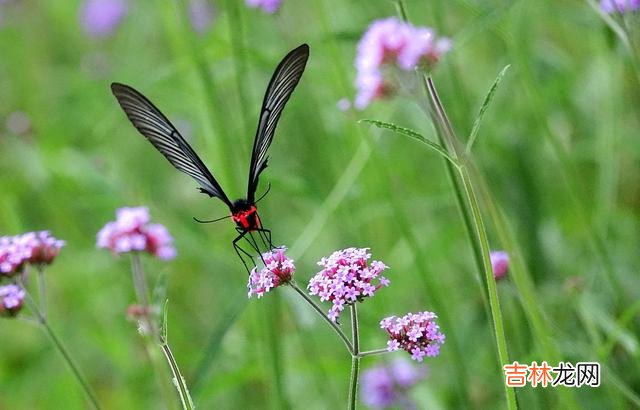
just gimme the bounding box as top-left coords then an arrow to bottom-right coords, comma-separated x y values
111,83 -> 232,207
247,44 -> 310,202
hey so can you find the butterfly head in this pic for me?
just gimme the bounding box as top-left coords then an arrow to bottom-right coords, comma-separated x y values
231,199 -> 260,232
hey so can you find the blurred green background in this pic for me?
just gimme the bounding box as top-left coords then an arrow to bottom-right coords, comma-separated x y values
1,0 -> 639,408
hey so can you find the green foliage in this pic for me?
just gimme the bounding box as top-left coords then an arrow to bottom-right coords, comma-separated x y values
0,0 -> 639,409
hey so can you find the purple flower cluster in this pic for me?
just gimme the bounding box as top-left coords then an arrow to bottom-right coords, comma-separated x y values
80,0 -> 127,38
245,0 -> 281,14
361,358 -> 426,409
0,231 -> 65,276
0,284 -> 25,317
355,17 -> 452,109
308,248 -> 390,322
490,250 -> 509,280
601,0 -> 639,13
189,0 -> 215,34
97,207 -> 176,260
380,311 -> 445,362
247,247 -> 295,298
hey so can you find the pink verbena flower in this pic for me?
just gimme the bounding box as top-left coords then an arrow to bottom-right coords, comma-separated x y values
354,17 -> 451,109
600,0 -> 640,13
245,0 -> 281,14
308,248 -> 390,322
0,231 -> 65,275
97,207 -> 176,260
0,235 -> 33,276
380,311 -> 445,362
490,250 -> 509,280
0,284 -> 25,317
80,0 -> 127,38
361,358 -> 427,409
23,231 -> 65,265
248,247 -> 295,298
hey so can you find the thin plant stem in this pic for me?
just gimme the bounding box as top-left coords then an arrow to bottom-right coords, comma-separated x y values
290,282 -> 353,354
358,348 -> 388,358
393,0 -> 408,21
160,334 -> 194,410
348,304 -> 360,410
37,265 -> 47,320
472,164 -> 579,408
458,165 -> 517,409
18,283 -> 101,410
389,2 -> 486,406
129,254 -> 181,409
421,75 -> 517,409
40,319 -> 102,410
130,253 -> 150,309
392,0 -> 488,304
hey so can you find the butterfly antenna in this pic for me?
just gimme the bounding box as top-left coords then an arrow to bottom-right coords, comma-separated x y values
256,182 -> 272,203
193,214 -> 232,224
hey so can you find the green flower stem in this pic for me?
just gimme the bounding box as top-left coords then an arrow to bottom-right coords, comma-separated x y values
130,253 -> 151,311
40,319 -> 102,409
393,0 -> 487,304
290,282 -> 354,354
37,265 -> 47,320
389,2 -> 487,406
129,254 -> 186,409
160,335 -> 194,410
19,284 -> 101,410
393,0 -> 408,21
421,75 -> 517,410
458,165 -> 517,409
348,304 -> 360,410
358,348 -> 389,358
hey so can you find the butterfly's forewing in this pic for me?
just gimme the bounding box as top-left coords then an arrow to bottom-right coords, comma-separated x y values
111,83 -> 232,207
247,44 -> 310,202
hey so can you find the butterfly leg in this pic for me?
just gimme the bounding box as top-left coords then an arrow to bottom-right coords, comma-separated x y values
255,228 -> 273,250
244,232 -> 268,266
232,231 -> 256,275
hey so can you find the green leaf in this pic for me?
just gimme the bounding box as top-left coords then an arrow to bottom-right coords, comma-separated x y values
466,65 -> 510,153
359,119 -> 458,166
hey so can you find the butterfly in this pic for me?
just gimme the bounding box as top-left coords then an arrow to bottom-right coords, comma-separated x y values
111,44 -> 309,272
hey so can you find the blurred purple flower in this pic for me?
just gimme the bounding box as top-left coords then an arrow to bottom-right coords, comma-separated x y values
0,284 -> 25,317
601,0 -> 640,13
0,236 -> 32,276
6,111 -> 32,136
361,358 -> 426,409
97,207 -> 176,260
23,231 -> 65,265
247,247 -> 295,298
0,231 -> 65,275
354,17 -> 451,109
80,0 -> 127,38
189,0 -> 215,34
246,0 -> 281,14
308,248 -> 390,322
490,250 -> 509,280
380,311 -> 445,362
337,97 -> 352,112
